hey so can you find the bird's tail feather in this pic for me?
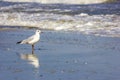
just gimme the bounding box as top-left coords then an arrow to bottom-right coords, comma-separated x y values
16,41 -> 22,44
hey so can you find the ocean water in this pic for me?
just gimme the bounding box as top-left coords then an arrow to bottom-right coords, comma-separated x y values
0,1 -> 120,37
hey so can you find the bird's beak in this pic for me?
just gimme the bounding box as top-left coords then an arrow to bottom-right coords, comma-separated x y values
41,32 -> 44,33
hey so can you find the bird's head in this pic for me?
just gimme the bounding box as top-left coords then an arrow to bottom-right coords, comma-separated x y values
36,30 -> 42,34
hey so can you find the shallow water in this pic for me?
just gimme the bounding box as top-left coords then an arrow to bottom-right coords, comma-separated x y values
0,29 -> 120,80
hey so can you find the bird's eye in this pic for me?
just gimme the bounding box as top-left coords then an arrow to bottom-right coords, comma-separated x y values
37,30 -> 40,32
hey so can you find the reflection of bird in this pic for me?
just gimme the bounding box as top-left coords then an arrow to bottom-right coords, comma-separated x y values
20,53 -> 40,68
17,30 -> 41,52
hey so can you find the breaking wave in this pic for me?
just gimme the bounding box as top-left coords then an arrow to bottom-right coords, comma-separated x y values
2,0 -> 118,4
0,1 -> 120,37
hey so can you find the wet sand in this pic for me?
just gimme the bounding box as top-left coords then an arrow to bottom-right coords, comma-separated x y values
0,29 -> 120,80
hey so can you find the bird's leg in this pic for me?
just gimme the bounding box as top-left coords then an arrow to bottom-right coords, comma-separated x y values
32,50 -> 34,54
32,45 -> 34,54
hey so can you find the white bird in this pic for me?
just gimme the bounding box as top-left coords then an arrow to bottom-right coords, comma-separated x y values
17,30 -> 41,52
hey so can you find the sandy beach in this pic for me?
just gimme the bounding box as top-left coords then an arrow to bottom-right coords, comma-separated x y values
0,28 -> 120,80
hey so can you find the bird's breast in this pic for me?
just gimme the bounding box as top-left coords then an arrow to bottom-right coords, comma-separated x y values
28,35 -> 40,45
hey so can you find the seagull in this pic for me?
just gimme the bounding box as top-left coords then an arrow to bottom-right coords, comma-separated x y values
17,30 -> 41,52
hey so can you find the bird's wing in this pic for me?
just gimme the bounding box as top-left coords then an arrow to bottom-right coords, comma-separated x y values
21,35 -> 35,44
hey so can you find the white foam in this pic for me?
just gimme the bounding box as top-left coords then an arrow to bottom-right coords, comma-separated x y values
0,12 -> 120,37
79,13 -> 89,17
